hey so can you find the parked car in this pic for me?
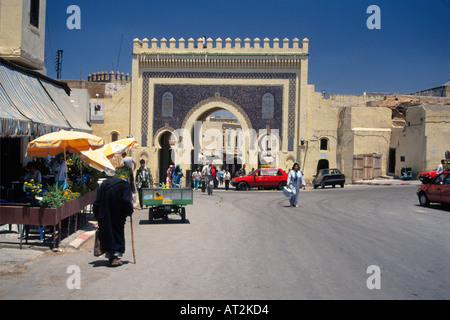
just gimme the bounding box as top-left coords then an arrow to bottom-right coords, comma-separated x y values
231,167 -> 288,191
313,168 -> 345,189
417,172 -> 450,206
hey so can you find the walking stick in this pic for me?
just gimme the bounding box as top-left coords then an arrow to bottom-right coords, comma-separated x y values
130,215 -> 136,264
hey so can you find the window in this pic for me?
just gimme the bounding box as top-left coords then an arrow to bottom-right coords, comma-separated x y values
262,93 -> 274,119
445,174 -> 450,185
268,168 -> 282,176
30,0 -> 40,28
320,138 -> 328,151
162,92 -> 173,117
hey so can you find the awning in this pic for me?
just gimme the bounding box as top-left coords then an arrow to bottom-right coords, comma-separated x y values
0,61 -> 71,136
39,79 -> 92,132
0,84 -> 31,137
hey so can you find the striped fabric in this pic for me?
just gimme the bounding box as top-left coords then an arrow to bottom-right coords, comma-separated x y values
40,79 -> 92,132
0,83 -> 31,137
0,63 -> 71,133
0,58 -> 92,137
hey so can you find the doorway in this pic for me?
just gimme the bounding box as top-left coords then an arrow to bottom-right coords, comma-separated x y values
158,132 -> 173,183
388,148 -> 396,174
317,159 -> 329,173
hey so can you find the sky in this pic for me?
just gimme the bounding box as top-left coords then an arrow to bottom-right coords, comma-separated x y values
45,0 -> 450,95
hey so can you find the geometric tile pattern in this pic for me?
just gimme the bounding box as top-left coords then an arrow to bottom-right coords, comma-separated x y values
142,72 -> 296,150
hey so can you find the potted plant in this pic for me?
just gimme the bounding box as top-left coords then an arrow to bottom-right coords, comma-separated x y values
22,179 -> 43,206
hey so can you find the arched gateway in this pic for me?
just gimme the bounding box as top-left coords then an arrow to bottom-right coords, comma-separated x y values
130,37 -> 310,186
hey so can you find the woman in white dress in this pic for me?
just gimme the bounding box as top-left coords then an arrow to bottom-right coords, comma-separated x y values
287,162 -> 305,207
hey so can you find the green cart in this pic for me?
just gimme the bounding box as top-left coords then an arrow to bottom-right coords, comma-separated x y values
142,188 -> 193,223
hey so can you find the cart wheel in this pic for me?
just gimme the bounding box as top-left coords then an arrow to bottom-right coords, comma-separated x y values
148,208 -> 154,223
180,207 -> 186,222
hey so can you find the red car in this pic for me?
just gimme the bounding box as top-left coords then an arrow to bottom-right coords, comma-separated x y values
231,167 -> 288,191
418,170 -> 438,184
417,172 -> 450,206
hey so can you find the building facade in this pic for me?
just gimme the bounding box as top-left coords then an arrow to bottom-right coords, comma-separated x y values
129,37 -> 310,184
88,36 -> 450,186
0,0 -> 47,73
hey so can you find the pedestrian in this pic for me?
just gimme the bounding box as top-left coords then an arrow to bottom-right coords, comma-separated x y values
287,162 -> 306,208
201,165 -> 207,192
203,161 -> 215,195
93,177 -> 133,267
238,164 -> 246,177
219,169 -> 224,186
135,159 -> 153,209
436,159 -> 445,175
172,164 -> 183,188
224,170 -> 231,190
52,154 -> 66,189
166,165 -> 174,187
120,152 -> 136,193
192,168 -> 201,190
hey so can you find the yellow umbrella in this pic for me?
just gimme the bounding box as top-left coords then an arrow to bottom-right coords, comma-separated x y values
98,138 -> 136,159
80,149 -> 115,176
27,130 -> 104,183
27,130 -> 104,157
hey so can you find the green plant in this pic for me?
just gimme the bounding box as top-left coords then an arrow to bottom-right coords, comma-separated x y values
39,184 -> 66,208
66,154 -> 101,194
39,183 -> 80,208
114,166 -> 132,179
23,179 -> 43,198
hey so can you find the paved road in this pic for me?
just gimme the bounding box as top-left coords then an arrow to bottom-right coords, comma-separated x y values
1,185 -> 448,300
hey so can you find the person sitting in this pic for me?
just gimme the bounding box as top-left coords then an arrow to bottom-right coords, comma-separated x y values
25,162 -> 42,184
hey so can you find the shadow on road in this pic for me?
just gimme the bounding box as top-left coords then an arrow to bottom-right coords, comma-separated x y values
89,260 -> 131,268
138,219 -> 190,225
415,204 -> 450,212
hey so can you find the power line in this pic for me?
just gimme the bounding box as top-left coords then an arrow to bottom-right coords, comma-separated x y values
116,33 -> 124,73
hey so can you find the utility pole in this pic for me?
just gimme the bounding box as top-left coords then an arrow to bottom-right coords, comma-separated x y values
55,50 -> 63,79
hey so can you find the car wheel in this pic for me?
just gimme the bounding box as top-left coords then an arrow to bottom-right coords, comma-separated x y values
278,181 -> 287,190
340,183 -> 344,188
238,182 -> 249,191
313,184 -> 318,189
332,184 -> 335,188
418,192 -> 430,207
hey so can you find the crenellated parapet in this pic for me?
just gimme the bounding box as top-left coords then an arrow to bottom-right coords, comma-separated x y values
133,37 -> 309,69
88,71 -> 130,83
133,37 -> 309,55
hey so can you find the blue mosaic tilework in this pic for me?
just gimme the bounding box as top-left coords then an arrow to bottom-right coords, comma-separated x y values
141,72 -> 296,150
153,84 -> 282,134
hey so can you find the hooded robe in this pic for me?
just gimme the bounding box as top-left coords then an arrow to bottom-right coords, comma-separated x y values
93,178 -> 133,257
